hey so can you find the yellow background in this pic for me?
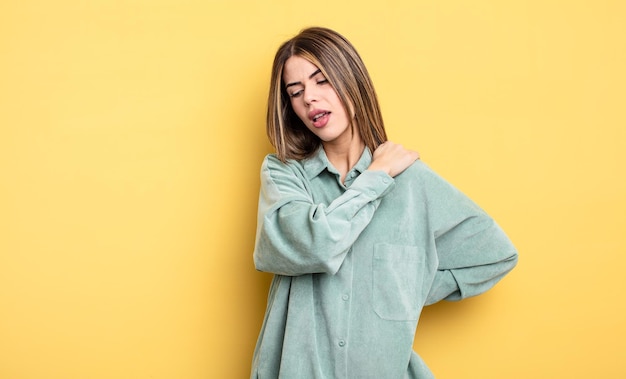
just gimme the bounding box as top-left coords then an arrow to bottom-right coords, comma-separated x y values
1,0 -> 624,378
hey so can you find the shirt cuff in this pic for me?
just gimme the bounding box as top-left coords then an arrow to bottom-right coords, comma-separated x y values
350,170 -> 395,199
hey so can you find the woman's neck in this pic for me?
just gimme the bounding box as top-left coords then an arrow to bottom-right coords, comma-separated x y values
323,133 -> 365,183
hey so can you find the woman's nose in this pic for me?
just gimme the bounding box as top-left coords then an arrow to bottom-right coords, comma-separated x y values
303,87 -> 318,105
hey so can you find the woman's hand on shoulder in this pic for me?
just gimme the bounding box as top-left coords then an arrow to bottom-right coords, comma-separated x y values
368,141 -> 420,178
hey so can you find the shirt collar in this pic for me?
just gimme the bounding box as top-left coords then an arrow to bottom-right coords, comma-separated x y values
301,147 -> 373,180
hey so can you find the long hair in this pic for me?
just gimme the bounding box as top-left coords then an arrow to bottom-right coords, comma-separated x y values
267,27 -> 387,162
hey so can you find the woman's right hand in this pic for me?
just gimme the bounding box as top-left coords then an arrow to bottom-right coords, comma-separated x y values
368,141 -> 420,178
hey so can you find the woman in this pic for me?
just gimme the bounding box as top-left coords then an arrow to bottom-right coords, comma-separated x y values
251,26 -> 518,378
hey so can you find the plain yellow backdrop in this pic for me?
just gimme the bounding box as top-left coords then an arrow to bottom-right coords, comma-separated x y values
1,0 -> 625,378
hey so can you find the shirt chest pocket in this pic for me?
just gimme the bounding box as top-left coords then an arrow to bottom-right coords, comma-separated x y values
372,243 -> 425,321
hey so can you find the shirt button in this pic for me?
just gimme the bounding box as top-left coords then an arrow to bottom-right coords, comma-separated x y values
382,177 -> 390,184
342,294 -> 349,301
338,340 -> 346,347
369,190 -> 376,196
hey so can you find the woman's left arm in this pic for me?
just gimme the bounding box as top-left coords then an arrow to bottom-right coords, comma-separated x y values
417,164 -> 519,305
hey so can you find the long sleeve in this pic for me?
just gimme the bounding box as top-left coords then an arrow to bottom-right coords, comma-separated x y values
418,163 -> 518,305
253,155 -> 394,276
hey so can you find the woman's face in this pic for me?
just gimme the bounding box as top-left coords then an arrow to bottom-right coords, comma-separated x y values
282,55 -> 354,145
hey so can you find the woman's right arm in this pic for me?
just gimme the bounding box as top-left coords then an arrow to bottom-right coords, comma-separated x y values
253,155 -> 394,276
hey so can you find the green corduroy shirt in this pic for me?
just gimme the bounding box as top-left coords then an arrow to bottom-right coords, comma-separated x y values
251,147 -> 518,379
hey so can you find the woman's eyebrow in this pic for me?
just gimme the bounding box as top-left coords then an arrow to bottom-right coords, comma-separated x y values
285,69 -> 322,88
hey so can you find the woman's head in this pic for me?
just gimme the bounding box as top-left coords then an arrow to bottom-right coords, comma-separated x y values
267,27 -> 387,162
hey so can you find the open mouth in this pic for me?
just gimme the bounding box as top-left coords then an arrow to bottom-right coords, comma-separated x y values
313,112 -> 329,121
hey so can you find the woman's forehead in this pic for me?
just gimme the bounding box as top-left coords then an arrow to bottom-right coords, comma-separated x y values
283,56 -> 321,82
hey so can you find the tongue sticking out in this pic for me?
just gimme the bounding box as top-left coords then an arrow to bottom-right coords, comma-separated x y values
312,112 -> 330,128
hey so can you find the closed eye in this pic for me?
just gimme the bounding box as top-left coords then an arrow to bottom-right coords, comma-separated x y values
289,80 -> 327,98
289,89 -> 303,98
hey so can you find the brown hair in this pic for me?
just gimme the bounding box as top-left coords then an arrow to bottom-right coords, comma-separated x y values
267,27 -> 387,162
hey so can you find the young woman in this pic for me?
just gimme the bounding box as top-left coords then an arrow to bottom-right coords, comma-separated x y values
251,26 -> 518,379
